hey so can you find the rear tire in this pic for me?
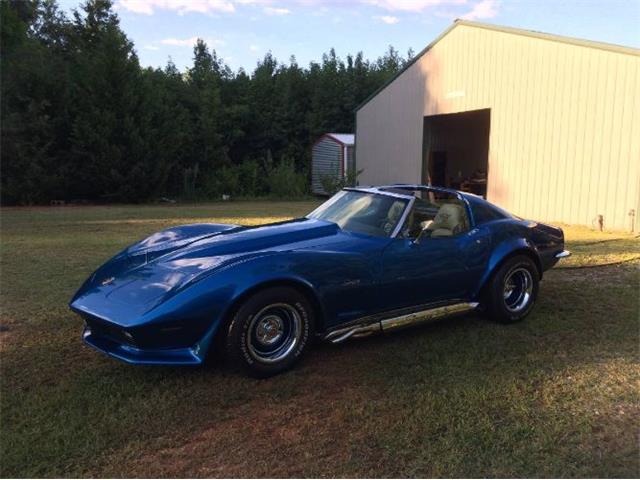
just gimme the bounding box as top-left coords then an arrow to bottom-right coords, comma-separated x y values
226,287 -> 314,378
484,255 -> 539,323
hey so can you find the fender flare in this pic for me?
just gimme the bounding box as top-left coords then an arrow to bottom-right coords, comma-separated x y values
223,273 -> 326,328
473,238 -> 542,298
193,272 -> 326,361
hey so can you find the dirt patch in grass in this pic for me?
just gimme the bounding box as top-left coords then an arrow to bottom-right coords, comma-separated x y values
0,327 -> 15,353
123,390 -> 365,477
553,259 -> 640,282
97,347 -> 388,478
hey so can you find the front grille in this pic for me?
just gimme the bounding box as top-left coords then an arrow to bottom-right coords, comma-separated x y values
84,315 -> 135,346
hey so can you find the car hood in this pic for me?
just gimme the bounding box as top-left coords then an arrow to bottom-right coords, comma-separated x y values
70,218 -> 340,320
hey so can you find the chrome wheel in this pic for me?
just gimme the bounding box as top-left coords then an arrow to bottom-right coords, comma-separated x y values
503,267 -> 533,312
247,303 -> 302,364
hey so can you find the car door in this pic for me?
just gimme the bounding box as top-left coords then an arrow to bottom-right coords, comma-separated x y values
311,233 -> 392,327
377,203 -> 492,312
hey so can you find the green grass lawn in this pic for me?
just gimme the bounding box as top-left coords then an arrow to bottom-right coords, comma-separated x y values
1,201 -> 638,477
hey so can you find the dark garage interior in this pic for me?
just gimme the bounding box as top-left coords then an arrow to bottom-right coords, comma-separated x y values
422,108 -> 491,197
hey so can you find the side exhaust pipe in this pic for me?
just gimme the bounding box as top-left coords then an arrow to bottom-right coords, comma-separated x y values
325,302 -> 479,344
324,322 -> 381,343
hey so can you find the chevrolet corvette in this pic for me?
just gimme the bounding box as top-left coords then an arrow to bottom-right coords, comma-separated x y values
70,185 -> 570,377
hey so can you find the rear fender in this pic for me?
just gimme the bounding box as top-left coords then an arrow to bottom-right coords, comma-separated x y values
472,237 -> 542,298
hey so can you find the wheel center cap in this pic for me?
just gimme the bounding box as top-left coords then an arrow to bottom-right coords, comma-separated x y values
256,315 -> 283,345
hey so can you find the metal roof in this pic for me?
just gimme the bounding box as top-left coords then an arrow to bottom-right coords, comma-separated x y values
325,133 -> 355,145
356,19 -> 640,113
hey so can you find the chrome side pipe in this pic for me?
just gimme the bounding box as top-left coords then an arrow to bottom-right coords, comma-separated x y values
324,322 -> 381,343
324,302 -> 479,344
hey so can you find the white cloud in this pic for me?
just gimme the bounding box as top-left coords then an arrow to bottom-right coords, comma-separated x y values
160,36 -> 226,47
118,0 -> 235,15
364,0 -> 464,13
143,44 -> 160,50
240,0 -> 321,5
263,6 -> 291,15
461,0 -> 499,20
374,14 -> 399,24
119,0 -> 153,14
161,36 -> 200,46
119,0 -> 487,19
249,44 -> 260,52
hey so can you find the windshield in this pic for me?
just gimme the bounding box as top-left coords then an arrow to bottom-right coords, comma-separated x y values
307,190 -> 408,237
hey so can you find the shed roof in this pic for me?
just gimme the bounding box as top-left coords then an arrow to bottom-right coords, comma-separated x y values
356,19 -> 640,113
324,133 -> 355,145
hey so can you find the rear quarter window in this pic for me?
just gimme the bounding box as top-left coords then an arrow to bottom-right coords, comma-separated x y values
471,202 -> 508,225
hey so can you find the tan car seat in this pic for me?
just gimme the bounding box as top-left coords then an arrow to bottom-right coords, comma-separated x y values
425,203 -> 465,237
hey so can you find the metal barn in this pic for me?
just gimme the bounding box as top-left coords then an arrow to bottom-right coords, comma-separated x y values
311,133 -> 355,195
355,20 -> 640,231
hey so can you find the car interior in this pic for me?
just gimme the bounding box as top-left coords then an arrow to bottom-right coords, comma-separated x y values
309,188 -> 470,239
396,189 -> 470,239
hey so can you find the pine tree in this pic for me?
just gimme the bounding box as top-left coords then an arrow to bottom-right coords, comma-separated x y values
0,0 -> 411,204
187,40 -> 225,180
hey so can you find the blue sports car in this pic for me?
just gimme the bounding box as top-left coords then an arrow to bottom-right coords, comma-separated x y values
70,185 -> 570,377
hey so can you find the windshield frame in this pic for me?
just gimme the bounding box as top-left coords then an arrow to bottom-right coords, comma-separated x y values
307,188 -> 415,238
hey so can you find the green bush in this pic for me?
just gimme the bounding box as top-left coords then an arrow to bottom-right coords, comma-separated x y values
202,165 -> 240,199
320,168 -> 364,195
236,160 -> 262,196
181,157 -> 308,201
266,158 -> 307,199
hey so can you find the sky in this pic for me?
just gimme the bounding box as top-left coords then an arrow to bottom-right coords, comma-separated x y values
57,0 -> 640,72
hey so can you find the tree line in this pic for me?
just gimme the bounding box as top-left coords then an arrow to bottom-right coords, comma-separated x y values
1,0 -> 413,204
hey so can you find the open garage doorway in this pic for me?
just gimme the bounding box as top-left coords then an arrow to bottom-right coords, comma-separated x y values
422,109 -> 490,197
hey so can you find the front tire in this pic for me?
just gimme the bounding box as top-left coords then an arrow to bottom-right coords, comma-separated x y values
484,255 -> 539,323
226,287 -> 314,377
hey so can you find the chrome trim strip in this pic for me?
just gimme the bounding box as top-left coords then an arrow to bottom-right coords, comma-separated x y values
324,301 -> 479,344
555,250 -> 571,259
380,302 -> 479,332
343,187 -> 415,200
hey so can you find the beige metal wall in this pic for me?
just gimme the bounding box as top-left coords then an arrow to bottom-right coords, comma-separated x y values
356,23 -> 640,230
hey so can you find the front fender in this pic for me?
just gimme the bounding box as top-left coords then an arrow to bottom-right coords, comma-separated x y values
473,237 -> 541,298
142,252 -> 327,360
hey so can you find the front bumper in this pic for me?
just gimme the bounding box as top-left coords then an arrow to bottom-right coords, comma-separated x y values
83,327 -> 203,366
